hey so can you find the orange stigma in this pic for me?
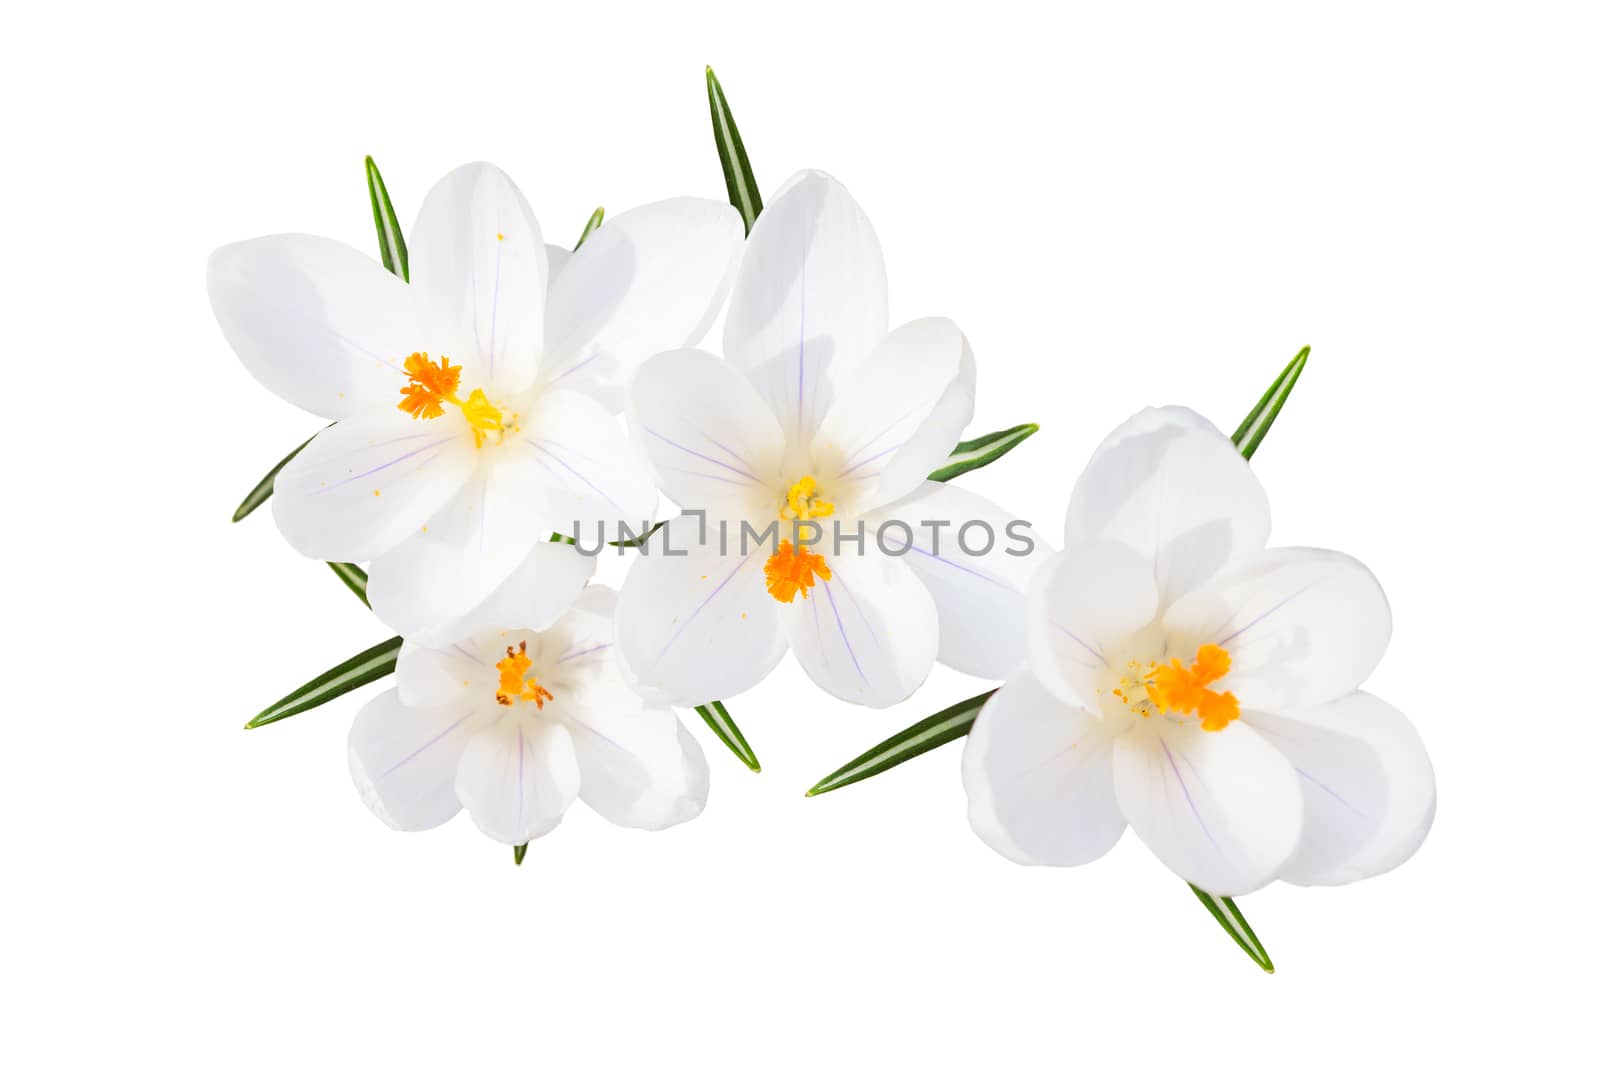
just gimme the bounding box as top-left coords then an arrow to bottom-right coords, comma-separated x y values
1109,644 -> 1240,732
764,540 -> 832,603
494,641 -> 553,708
397,352 -> 507,447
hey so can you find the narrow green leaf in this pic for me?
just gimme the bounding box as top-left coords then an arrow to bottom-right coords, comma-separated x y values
327,561 -> 370,607
245,636 -> 401,729
695,701 -> 760,772
806,690 -> 994,796
513,844 -> 528,866
705,66 -> 763,233
365,155 -> 409,281
1231,346 -> 1309,460
231,434 -> 316,522
928,423 -> 1039,483
1188,884 -> 1275,972
574,207 -> 604,249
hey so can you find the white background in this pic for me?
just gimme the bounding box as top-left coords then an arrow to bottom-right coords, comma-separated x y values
5,1 -> 1596,1062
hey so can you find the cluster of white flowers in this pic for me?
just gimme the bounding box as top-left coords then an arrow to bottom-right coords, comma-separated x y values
208,162 -> 1432,899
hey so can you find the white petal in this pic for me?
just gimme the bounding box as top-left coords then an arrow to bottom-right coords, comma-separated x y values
963,670 -> 1126,866
394,640 -> 498,709
409,162 -> 548,396
615,516 -> 786,707
207,235 -> 414,419
780,548 -> 937,708
1112,720 -> 1303,896
520,387 -> 659,542
545,244 -> 571,284
378,539 -> 596,649
564,692 -> 710,830
542,198 -> 744,408
627,348 -> 786,513
270,408 -> 476,563
1252,692 -> 1435,886
455,717 -> 580,845
871,482 -> 1054,679
1162,547 -> 1392,709
1025,541 -> 1160,708
348,688 -> 482,831
723,170 -> 888,443
1065,406 -> 1270,606
814,317 -> 976,511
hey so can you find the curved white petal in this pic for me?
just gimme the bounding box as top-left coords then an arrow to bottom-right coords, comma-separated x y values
1162,547 -> 1392,709
1252,692 -> 1435,886
963,670 -> 1126,866
378,538 -> 596,649
871,482 -> 1054,679
1112,720 -> 1303,896
564,691 -> 710,830
724,170 -> 888,443
1065,406 -> 1270,606
627,348 -> 786,513
455,716 -> 580,845
519,386 -> 659,542
270,408 -> 476,563
615,516 -> 785,707
394,640 -> 498,709
780,548 -> 937,708
409,162 -> 547,397
1025,541 -> 1160,708
545,244 -> 571,284
814,317 -> 976,511
348,688 -> 482,831
208,235 -> 415,419
542,198 -> 744,408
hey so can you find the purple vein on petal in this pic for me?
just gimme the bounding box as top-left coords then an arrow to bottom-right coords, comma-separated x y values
1162,737 -> 1222,853
380,710 -> 475,779
526,440 -> 623,512
1217,582 -> 1318,647
645,427 -> 758,482
1052,621 -> 1109,666
317,437 -> 451,493
558,642 -> 612,664
823,581 -> 867,682
654,554 -> 753,665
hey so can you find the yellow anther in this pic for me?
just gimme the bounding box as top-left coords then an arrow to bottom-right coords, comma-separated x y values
779,476 -> 835,521
494,641 -> 553,708
397,352 -> 507,447
764,540 -> 832,603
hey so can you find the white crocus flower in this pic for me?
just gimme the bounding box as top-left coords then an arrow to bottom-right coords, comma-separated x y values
616,171 -> 1046,709
207,162 -> 743,644
963,407 -> 1436,896
349,586 -> 709,845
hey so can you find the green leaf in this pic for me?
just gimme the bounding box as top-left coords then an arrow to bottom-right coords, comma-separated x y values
1231,346 -> 1309,460
1189,884 -> 1275,972
232,433 -> 316,522
244,636 -> 401,729
695,701 -> 760,772
806,690 -> 994,796
327,561 -> 370,607
574,206 -> 604,249
705,66 -> 763,233
928,423 -> 1039,483
513,844 -> 528,866
365,155 -> 409,281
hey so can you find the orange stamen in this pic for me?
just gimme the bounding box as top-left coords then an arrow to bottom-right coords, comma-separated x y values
764,540 -> 832,603
494,641 -> 553,708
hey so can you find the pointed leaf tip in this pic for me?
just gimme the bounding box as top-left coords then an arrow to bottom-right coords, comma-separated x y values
513,843 -> 528,866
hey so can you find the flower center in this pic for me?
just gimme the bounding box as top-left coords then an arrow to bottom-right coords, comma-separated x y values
779,475 -> 835,521
398,352 -> 514,447
494,641 -> 553,708
1109,643 -> 1240,732
763,476 -> 837,603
